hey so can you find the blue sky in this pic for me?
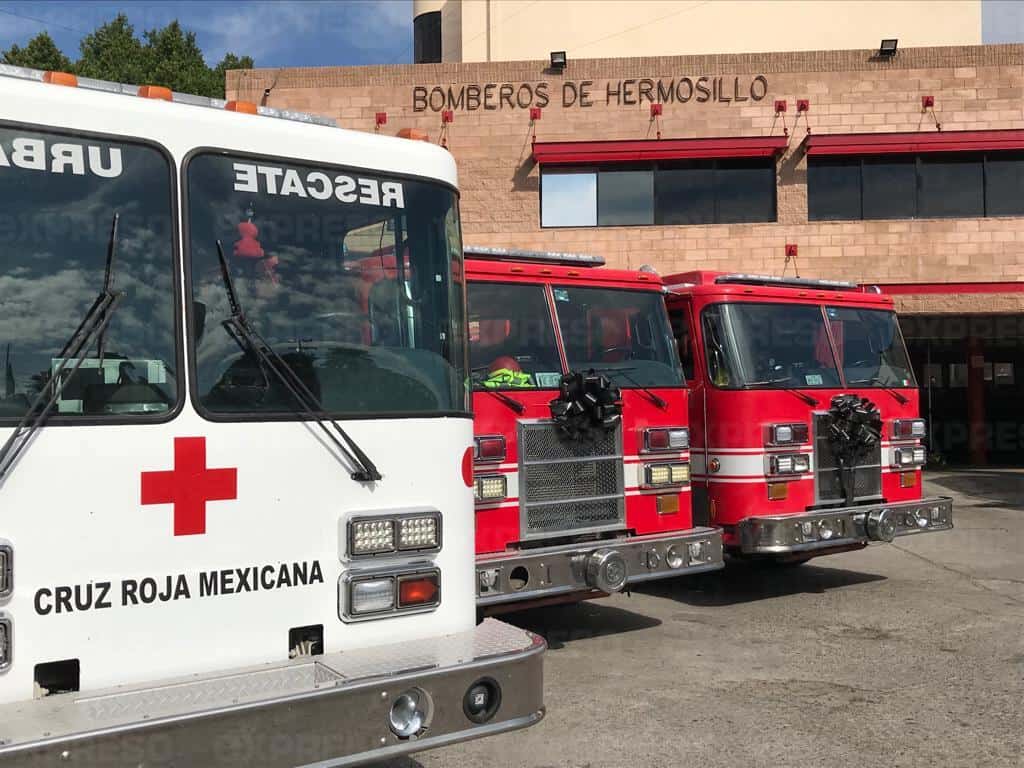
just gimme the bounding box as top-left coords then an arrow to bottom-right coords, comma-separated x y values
0,0 -> 1020,69
0,1 -> 414,67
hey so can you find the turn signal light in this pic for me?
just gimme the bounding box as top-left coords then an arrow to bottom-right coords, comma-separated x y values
474,435 -> 506,463
768,423 -> 809,445
893,419 -> 926,440
644,427 -> 689,452
398,573 -> 440,608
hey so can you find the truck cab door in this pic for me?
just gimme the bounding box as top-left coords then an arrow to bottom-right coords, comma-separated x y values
668,298 -> 711,526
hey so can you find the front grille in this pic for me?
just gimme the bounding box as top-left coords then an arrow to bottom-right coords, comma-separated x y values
814,413 -> 882,505
519,421 -> 625,540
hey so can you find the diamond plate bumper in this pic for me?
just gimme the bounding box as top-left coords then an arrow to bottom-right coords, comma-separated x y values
0,619 -> 545,768
736,495 -> 954,555
476,527 -> 724,607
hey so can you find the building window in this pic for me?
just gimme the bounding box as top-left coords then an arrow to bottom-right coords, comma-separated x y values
413,10 -> 442,64
808,151 -> 1024,221
541,158 -> 777,228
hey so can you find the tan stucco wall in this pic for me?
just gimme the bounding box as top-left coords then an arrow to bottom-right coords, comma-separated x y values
226,43 -> 1024,315
421,0 -> 982,63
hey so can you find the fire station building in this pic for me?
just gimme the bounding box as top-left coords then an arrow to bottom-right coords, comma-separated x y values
226,5 -> 1024,465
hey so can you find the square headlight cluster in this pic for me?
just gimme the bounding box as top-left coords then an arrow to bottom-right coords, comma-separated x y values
768,453 -> 810,475
343,568 -> 441,622
644,462 -> 690,487
768,423 -> 809,445
644,427 -> 689,452
348,513 -> 441,558
474,474 -> 508,502
893,419 -> 926,440
893,446 -> 926,469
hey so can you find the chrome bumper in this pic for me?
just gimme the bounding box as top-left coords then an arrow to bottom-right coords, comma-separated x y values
0,619 -> 545,768
477,527 -> 724,606
737,496 -> 954,555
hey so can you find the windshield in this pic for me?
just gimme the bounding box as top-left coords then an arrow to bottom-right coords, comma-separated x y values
702,302 -> 916,390
0,125 -> 178,421
552,285 -> 684,388
468,282 -> 562,390
826,306 -> 916,387
702,302 -> 842,389
187,153 -> 468,417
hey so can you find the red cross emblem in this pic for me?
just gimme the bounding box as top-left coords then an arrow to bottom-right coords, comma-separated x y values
141,437 -> 237,536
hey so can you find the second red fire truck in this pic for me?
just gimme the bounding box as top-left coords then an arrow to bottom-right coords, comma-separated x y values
663,272 -> 953,562
464,248 -> 723,609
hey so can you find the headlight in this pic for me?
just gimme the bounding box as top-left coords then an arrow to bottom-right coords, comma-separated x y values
893,419 -> 926,440
389,688 -> 432,738
0,614 -> 10,671
643,462 -> 690,487
644,427 -> 689,451
348,512 -> 442,558
398,516 -> 440,551
351,519 -> 394,556
893,447 -> 926,469
475,474 -> 508,502
768,423 -> 809,445
666,545 -> 685,568
769,453 -> 810,475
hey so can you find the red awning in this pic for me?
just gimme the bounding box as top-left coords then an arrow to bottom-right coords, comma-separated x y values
531,135 -> 789,165
805,129 -> 1024,157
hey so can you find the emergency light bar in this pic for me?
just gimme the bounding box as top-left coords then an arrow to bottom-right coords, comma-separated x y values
464,246 -> 605,267
714,274 -> 860,291
0,64 -> 338,128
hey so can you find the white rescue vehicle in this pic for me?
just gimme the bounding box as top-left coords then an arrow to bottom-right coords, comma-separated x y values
0,66 -> 544,766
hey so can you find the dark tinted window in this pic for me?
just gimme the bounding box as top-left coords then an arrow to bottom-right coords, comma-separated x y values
862,156 -> 916,219
553,286 -> 683,388
187,153 -> 467,417
716,158 -> 776,223
918,154 -> 984,218
468,282 -> 561,390
598,170 -> 653,225
0,126 -> 178,421
985,152 -> 1024,216
655,160 -> 714,225
807,157 -> 860,220
413,10 -> 442,64
668,306 -> 694,380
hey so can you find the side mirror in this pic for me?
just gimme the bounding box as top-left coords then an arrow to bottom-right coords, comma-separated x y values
193,301 -> 207,343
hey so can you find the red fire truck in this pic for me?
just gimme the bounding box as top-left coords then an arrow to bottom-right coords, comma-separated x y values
464,248 -> 723,608
663,272 -> 953,562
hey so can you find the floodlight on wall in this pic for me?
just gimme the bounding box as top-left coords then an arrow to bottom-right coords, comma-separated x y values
550,51 -> 567,70
879,39 -> 898,57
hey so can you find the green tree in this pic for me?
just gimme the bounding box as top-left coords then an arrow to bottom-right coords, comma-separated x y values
1,13 -> 252,98
2,31 -> 73,72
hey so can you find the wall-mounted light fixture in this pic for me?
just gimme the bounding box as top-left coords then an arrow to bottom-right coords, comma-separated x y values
550,51 -> 567,70
879,39 -> 898,58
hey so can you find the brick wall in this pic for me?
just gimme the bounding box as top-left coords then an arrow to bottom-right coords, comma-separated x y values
226,44 -> 1024,313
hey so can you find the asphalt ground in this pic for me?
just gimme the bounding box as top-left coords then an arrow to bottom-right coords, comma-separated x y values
380,470 -> 1024,768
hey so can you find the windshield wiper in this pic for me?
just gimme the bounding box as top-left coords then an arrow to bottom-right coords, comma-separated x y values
742,379 -> 818,407
215,241 -> 381,482
590,366 -> 667,409
848,376 -> 909,405
0,213 -> 124,485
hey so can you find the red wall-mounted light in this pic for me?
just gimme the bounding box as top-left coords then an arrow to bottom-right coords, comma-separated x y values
375,111 -> 388,127
441,109 -> 454,124
796,99 -> 810,113
650,103 -> 663,117
530,106 -> 542,121
774,99 -> 787,113
785,243 -> 798,258
921,95 -> 935,109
